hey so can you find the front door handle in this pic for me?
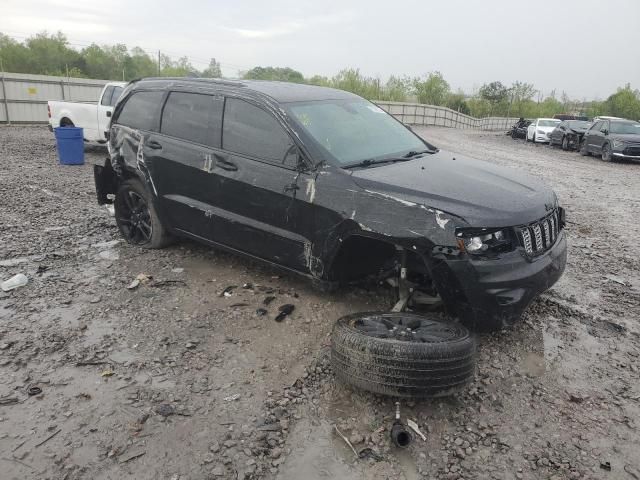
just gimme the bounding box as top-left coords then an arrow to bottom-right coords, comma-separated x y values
147,140 -> 162,149
284,183 -> 299,193
214,154 -> 238,171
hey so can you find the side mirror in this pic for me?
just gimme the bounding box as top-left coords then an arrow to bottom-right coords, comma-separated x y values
603,129 -> 608,135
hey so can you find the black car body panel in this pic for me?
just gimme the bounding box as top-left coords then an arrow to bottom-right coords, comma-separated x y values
94,78 -> 567,329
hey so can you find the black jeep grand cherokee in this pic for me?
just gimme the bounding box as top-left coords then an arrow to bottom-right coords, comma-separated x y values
94,78 -> 567,331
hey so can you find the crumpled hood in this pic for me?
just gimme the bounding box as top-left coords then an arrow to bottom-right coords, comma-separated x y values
569,127 -> 589,134
350,149 -> 557,227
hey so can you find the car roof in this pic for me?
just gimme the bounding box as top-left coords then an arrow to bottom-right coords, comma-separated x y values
537,118 -> 560,121
130,77 -> 359,103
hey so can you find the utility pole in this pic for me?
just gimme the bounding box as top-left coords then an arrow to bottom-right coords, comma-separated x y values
158,50 -> 161,76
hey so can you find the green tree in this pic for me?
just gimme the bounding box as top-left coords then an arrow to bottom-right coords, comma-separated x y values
604,84 -> 640,120
201,58 -> 222,78
446,91 -> 470,115
243,66 -> 304,83
380,75 -> 411,102
479,81 -> 508,104
413,72 -> 450,106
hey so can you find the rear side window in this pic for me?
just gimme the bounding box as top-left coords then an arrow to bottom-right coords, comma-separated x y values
110,86 -> 123,106
161,92 -> 223,147
223,98 -> 293,163
101,86 -> 124,107
117,91 -> 164,131
100,86 -> 114,106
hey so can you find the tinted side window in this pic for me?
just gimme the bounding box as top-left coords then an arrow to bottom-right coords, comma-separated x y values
590,121 -> 602,132
161,92 -> 223,147
110,86 -> 123,107
100,86 -> 114,106
117,91 -> 164,131
223,98 -> 293,163
600,121 -> 609,132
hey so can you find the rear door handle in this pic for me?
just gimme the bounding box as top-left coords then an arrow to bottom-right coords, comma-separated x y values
147,140 -> 162,150
214,154 -> 238,171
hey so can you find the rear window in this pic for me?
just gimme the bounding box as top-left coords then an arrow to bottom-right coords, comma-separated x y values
117,91 -> 164,131
161,92 -> 223,147
222,98 -> 293,163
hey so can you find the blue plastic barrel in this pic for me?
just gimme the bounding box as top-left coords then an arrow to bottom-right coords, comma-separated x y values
54,127 -> 84,165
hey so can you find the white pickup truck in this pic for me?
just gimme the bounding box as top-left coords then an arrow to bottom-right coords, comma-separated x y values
48,82 -> 126,143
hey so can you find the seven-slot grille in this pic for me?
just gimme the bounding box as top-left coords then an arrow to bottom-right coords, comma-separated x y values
518,209 -> 560,256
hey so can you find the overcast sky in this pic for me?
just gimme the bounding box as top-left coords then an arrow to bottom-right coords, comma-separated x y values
2,0 -> 639,99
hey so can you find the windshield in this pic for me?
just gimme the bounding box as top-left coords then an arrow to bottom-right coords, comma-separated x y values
610,121 -> 640,135
286,99 -> 427,166
566,120 -> 590,129
538,119 -> 561,127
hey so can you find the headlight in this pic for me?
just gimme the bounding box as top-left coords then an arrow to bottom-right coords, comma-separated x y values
537,129 -> 545,135
612,139 -> 626,149
455,228 -> 512,255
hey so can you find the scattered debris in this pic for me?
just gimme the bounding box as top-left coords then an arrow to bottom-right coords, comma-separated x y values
171,267 -> 184,273
256,308 -> 267,316
101,369 -> 115,377
127,273 -> 152,290
224,393 -> 240,402
1,273 -> 28,292
358,447 -> 383,461
600,461 -> 612,471
155,404 -> 175,417
229,303 -> 249,308
242,282 -> 253,289
407,419 -> 426,441
604,274 -> 629,286
150,279 -> 186,288
567,391 -> 588,403
118,450 -> 146,463
0,396 -> 20,406
390,402 -> 412,448
91,239 -> 120,249
334,425 -> 358,458
275,304 -> 295,322
0,257 -> 29,267
27,386 -> 42,396
220,285 -> 236,297
263,296 -> 276,306
98,250 -> 119,261
34,428 -> 61,448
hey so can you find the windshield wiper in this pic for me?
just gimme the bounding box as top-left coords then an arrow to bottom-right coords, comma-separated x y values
402,149 -> 436,158
343,157 -> 411,169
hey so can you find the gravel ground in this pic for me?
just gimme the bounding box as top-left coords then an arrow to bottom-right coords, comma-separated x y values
1,125 -> 639,480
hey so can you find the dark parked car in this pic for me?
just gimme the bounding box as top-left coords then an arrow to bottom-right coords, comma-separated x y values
94,78 -> 567,331
580,119 -> 640,161
509,117 -> 531,139
548,120 -> 591,150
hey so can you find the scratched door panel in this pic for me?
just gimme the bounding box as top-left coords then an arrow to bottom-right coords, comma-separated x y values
208,152 -> 315,271
145,132 -> 221,238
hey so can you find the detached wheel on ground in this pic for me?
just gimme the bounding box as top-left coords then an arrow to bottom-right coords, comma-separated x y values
114,178 -> 173,248
331,312 -> 476,398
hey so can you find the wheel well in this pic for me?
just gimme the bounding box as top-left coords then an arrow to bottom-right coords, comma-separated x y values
60,117 -> 74,127
327,235 -> 397,282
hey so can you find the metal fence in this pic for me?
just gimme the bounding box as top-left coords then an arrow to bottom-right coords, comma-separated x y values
0,72 -> 109,124
0,72 -> 516,131
375,101 -> 518,131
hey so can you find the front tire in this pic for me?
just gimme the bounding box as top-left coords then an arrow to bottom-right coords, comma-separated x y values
601,143 -> 613,162
561,136 -> 569,151
114,179 -> 173,248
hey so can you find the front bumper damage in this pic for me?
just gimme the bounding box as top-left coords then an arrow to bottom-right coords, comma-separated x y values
435,231 -> 567,330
